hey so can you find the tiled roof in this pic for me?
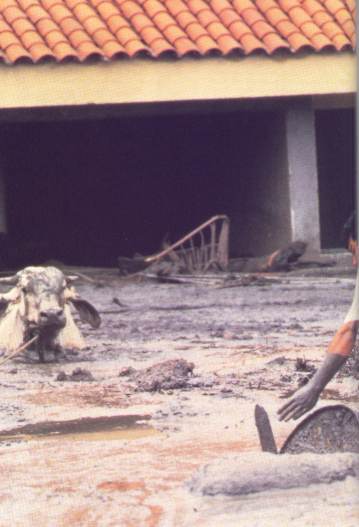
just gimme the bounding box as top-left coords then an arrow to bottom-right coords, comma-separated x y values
0,0 -> 355,64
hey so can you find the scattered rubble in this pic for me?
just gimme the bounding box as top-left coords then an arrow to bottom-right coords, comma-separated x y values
187,374 -> 220,389
56,368 -> 95,382
143,272 -> 283,287
228,240 -> 307,273
118,366 -> 136,377
121,359 -> 195,391
295,358 -> 316,372
238,357 -> 318,393
294,357 -> 317,387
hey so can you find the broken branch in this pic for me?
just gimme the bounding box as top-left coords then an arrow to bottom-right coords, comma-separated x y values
0,335 -> 39,367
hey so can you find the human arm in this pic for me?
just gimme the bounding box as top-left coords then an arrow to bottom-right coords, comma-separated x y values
277,352 -> 348,421
278,320 -> 358,421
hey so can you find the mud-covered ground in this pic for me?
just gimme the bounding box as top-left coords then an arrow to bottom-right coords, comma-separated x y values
0,261 -> 358,526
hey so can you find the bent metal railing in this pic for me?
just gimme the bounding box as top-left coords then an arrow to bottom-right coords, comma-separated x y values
146,214 -> 230,273
118,215 -> 230,275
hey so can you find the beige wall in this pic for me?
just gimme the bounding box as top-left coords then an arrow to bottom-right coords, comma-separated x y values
0,53 -> 355,110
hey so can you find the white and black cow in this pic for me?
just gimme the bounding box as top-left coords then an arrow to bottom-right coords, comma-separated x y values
0,266 -> 101,362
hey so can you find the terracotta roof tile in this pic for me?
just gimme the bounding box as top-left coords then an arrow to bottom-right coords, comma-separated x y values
263,31 -> 290,50
195,33 -> 220,53
265,7 -> 289,26
0,29 -> 21,50
240,9 -> 264,26
217,32 -> 241,52
286,31 -> 313,49
141,1 -> 167,19
332,31 -> 352,48
197,9 -> 218,27
76,39 -> 102,58
96,2 -> 120,20
0,0 -> 355,64
241,31 -> 266,52
12,18 -> 35,35
310,31 -> 334,48
140,24 -> 165,43
176,10 -> 197,28
186,21 -> 206,39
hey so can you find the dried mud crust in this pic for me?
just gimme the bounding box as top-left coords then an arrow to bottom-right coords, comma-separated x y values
188,451 -> 359,497
281,405 -> 359,454
234,356 -> 317,394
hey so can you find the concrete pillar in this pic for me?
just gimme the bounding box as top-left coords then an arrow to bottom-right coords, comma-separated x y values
229,112 -> 292,257
357,91 -> 359,240
285,99 -> 321,253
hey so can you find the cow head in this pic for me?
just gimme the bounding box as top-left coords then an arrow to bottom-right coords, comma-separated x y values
0,266 -> 101,361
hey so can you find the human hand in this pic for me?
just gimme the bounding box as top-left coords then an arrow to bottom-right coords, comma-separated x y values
277,383 -> 320,421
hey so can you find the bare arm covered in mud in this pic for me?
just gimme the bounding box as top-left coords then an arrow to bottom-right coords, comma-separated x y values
278,270 -> 359,422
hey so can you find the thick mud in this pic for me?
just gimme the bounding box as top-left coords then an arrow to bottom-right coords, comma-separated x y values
188,451 -> 359,496
0,263 -> 358,526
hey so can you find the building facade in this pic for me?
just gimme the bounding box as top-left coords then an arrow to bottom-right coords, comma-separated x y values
0,0 -> 356,266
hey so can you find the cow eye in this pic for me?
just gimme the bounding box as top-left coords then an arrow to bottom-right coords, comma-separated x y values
21,286 -> 28,293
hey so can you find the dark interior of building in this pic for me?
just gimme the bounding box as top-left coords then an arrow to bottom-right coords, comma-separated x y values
0,104 -> 353,268
0,109 -> 289,267
316,108 -> 356,249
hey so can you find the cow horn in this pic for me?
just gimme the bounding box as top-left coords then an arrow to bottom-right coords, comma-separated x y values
66,275 -> 79,282
0,275 -> 18,285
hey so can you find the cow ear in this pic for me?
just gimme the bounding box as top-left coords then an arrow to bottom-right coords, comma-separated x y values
0,296 -> 9,318
0,287 -> 20,317
69,298 -> 101,329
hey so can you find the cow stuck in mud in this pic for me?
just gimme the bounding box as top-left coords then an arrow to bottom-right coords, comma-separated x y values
0,267 -> 101,362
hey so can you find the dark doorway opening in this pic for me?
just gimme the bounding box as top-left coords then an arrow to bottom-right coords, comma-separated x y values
1,108 -> 289,267
316,108 -> 356,249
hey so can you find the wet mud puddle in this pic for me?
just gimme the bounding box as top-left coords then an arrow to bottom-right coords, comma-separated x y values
0,414 -> 159,444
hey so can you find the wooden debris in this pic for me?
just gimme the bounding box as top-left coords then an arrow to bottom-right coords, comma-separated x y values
229,241 -> 307,273
0,335 -> 38,367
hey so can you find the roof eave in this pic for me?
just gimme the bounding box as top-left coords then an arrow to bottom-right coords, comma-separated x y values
0,52 -> 355,110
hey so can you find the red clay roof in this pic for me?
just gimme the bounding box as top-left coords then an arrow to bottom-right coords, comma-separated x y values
0,0 -> 355,64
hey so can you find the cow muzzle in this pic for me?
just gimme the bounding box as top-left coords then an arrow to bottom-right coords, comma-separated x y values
38,308 -> 66,329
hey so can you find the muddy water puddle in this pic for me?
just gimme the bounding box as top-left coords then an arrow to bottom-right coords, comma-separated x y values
0,414 -> 159,444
